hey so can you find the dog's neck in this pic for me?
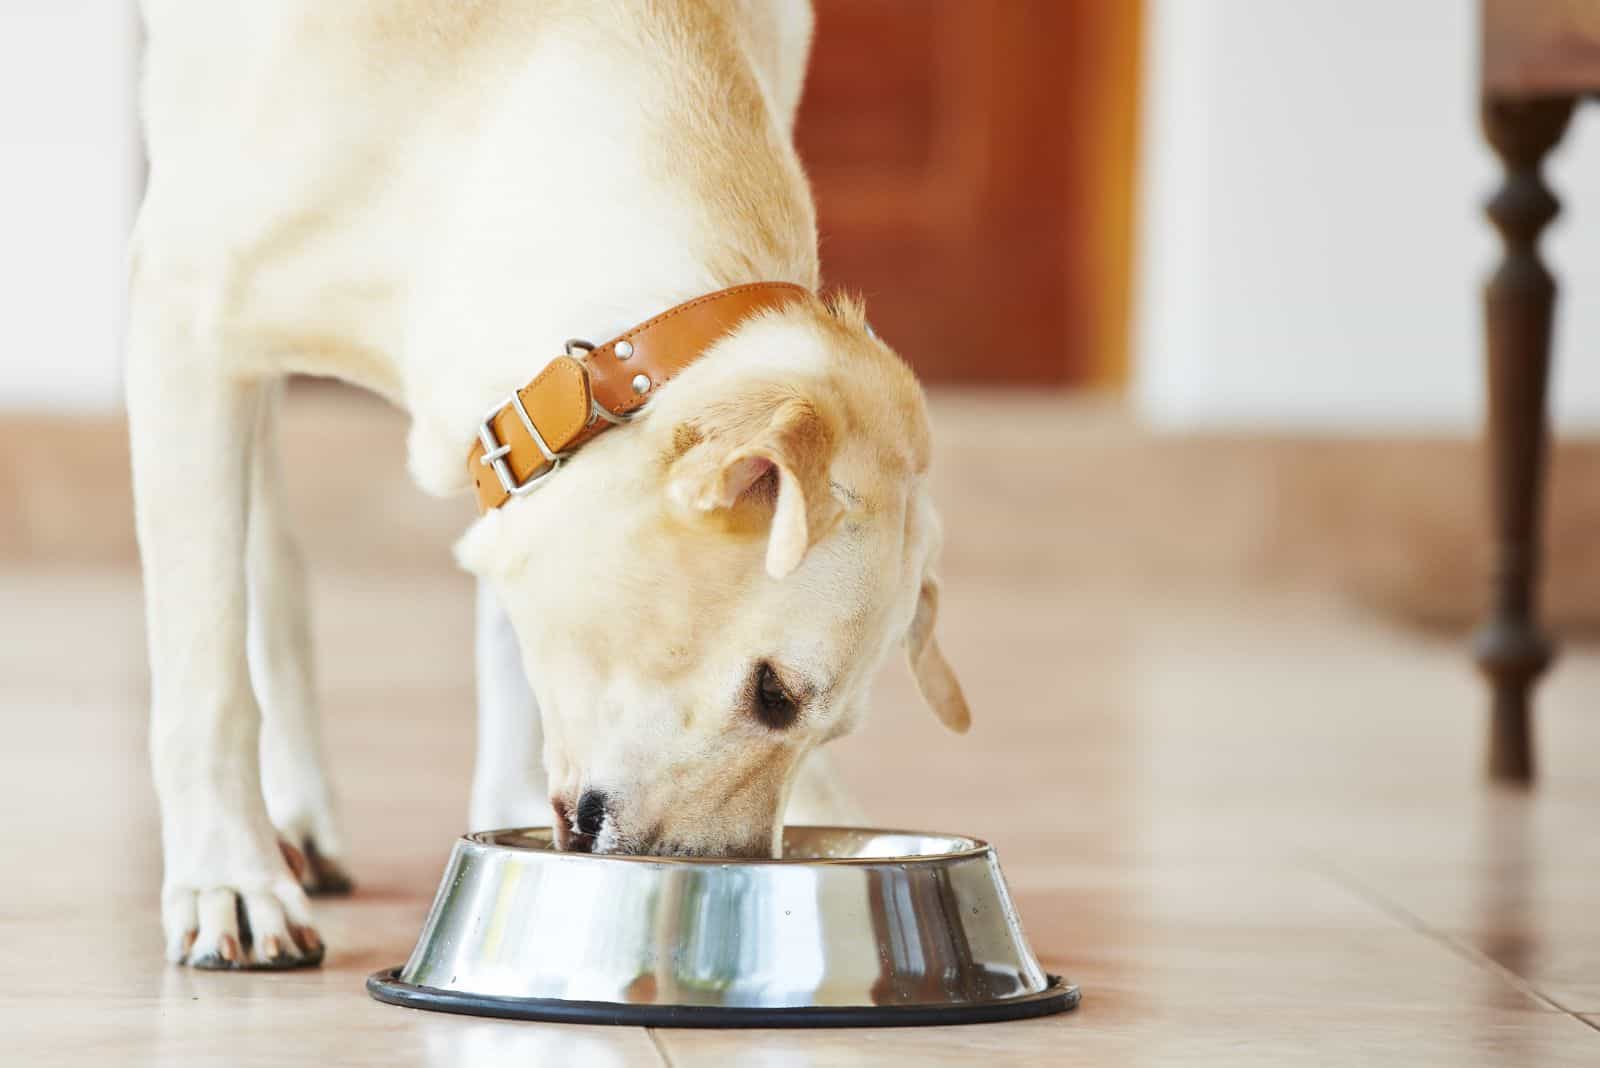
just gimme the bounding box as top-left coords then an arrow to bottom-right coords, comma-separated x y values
398,21 -> 821,501
464,282 -> 812,514
403,248 -> 817,500
400,187 -> 825,502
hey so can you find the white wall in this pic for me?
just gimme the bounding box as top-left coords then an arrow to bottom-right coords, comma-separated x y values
10,1 -> 1599,428
0,2 -> 140,412
1135,0 -> 1600,434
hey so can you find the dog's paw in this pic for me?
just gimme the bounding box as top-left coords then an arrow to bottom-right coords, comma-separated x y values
164,881 -> 322,970
277,835 -> 354,897
266,785 -> 354,896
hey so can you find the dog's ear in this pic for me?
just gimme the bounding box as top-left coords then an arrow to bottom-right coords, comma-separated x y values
906,574 -> 970,733
667,388 -> 840,579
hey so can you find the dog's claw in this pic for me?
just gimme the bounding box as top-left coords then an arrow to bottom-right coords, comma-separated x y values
278,839 -> 310,884
278,835 -> 354,897
166,884 -> 324,971
306,858 -> 354,897
290,922 -> 322,956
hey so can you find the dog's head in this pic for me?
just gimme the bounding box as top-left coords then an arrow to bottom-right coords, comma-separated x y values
457,297 -> 967,856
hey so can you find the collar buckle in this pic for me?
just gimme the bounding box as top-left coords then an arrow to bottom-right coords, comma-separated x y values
476,389 -> 569,497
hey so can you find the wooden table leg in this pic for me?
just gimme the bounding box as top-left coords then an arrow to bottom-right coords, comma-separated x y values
1471,94 -> 1575,785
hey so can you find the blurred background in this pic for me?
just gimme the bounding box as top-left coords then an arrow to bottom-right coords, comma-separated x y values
7,0 -> 1600,629
26,0 -> 1600,400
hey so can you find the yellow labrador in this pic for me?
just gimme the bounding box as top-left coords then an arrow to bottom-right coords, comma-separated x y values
130,0 -> 967,970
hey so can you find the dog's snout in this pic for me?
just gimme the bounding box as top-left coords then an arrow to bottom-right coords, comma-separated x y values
551,791 -> 610,853
576,790 -> 609,837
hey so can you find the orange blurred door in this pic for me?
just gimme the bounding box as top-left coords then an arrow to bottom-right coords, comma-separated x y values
795,1 -> 1141,386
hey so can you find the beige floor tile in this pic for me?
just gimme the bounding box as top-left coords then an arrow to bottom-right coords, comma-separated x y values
6,416 -> 1600,1064
652,1006 -> 1600,1068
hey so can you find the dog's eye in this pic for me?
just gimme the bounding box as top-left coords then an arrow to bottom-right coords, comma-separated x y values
752,661 -> 799,730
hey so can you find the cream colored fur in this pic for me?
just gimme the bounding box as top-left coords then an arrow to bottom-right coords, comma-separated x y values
131,0 -> 965,969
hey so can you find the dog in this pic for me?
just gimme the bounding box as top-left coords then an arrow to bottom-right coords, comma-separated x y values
129,0 -> 968,970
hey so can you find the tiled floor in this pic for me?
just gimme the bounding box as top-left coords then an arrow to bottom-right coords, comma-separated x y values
3,566 -> 1597,1065
3,398 -> 1598,1065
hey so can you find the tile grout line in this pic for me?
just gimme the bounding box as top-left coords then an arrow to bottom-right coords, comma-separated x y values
647,1027 -> 677,1068
1305,859 -> 1595,1026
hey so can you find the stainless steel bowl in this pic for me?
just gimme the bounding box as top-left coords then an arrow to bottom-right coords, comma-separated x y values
368,826 -> 1078,1027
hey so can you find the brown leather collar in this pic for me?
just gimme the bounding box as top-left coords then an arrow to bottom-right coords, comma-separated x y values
469,282 -> 810,513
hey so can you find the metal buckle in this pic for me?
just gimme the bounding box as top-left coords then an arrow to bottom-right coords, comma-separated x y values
588,394 -> 632,428
566,337 -> 634,429
476,390 -> 569,497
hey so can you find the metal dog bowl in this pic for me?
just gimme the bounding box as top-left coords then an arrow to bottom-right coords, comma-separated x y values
368,826 -> 1078,1027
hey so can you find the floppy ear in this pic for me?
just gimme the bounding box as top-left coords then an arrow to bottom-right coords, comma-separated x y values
667,390 -> 839,579
906,575 -> 971,733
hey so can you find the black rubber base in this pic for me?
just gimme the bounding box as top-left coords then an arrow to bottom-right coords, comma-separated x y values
367,968 -> 1079,1028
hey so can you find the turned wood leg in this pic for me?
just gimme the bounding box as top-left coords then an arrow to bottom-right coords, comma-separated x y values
1471,94 -> 1575,785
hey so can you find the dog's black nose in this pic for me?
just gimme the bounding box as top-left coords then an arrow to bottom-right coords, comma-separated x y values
575,790 -> 609,837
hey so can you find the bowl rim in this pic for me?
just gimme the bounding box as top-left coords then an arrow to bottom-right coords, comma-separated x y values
462,824 -> 995,867
368,967 -> 1080,1027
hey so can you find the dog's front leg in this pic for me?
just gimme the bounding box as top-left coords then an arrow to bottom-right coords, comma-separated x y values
128,305 -> 321,969
468,579 -> 553,830
248,384 -> 352,895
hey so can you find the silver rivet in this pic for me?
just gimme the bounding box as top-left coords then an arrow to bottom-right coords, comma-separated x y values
631,373 -> 651,395
615,340 -> 634,359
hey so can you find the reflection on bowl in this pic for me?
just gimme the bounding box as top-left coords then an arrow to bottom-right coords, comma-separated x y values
368,826 -> 1078,1027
